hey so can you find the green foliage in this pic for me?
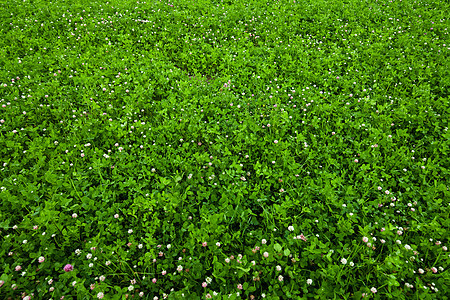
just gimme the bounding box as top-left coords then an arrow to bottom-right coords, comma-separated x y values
0,0 -> 449,298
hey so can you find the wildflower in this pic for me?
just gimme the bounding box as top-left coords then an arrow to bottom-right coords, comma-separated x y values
263,252 -> 269,258
431,267 -> 437,273
237,284 -> 243,290
202,242 -> 207,247
139,292 -> 144,297
152,278 -> 157,284
362,236 -> 369,243
298,234 -> 307,241
15,265 -> 22,271
97,292 -> 104,299
64,264 -> 73,272
202,282 -> 207,288
307,279 -> 313,285
177,265 -> 183,272
371,287 -> 377,293
276,265 -> 282,271
38,256 -> 45,263
288,225 -> 294,231
341,258 -> 347,265
262,239 -> 267,244
128,285 -> 134,291
278,275 -> 284,282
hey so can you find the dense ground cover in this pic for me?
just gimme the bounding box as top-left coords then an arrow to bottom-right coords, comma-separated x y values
0,0 -> 449,298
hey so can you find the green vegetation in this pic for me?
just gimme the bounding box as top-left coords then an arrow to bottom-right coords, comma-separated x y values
0,0 -> 449,298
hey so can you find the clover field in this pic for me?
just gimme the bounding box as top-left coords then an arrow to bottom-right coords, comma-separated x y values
0,0 -> 449,299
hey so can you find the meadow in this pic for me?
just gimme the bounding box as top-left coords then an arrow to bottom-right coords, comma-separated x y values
0,0 -> 449,299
